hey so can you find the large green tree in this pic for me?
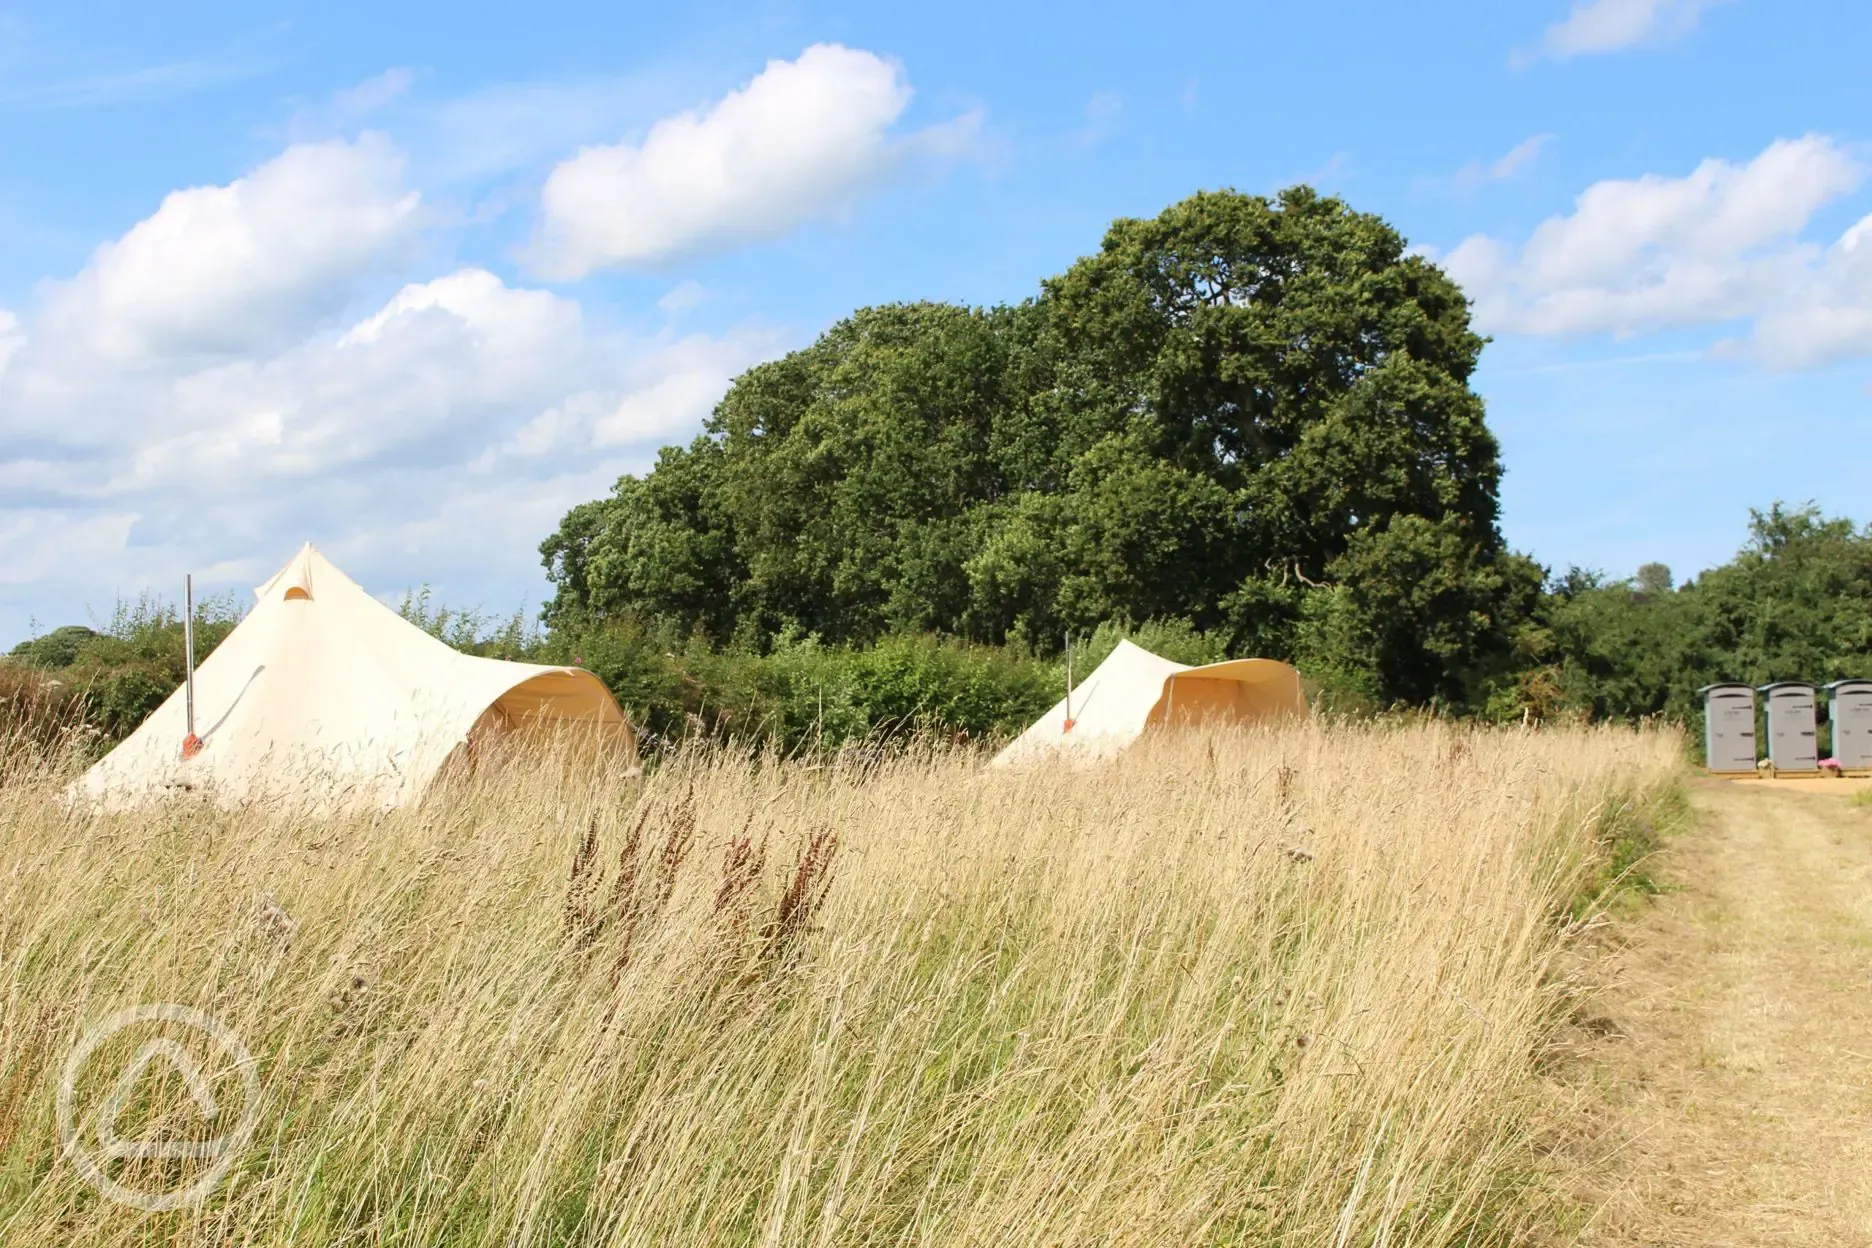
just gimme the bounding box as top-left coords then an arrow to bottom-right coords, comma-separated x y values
543,187 -> 1526,706
1521,505 -> 1872,725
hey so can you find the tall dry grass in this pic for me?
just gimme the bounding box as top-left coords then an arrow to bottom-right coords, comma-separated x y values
0,720 -> 1681,1245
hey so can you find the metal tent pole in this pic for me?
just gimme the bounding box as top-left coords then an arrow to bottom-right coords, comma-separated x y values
1063,632 -> 1074,731
185,574 -> 196,737
182,574 -> 200,759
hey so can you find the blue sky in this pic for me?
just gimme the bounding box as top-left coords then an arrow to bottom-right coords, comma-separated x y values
1,0 -> 1868,643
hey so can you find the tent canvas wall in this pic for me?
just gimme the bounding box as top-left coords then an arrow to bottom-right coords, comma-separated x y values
79,544 -> 633,810
992,639 -> 1307,766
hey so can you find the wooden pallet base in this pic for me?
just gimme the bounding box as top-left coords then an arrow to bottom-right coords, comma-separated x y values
1706,767 -> 1872,782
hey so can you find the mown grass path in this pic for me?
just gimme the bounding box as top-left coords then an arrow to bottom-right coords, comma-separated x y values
1580,779 -> 1872,1246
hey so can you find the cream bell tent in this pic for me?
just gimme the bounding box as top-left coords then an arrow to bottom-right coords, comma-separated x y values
79,544 -> 633,809
992,639 -> 1306,767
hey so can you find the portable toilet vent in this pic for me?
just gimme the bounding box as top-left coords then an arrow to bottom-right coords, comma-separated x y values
1698,683 -> 1757,773
1759,682 -> 1819,772
1824,680 -> 1872,769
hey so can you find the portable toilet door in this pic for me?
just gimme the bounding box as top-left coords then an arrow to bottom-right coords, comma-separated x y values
1698,683 -> 1757,773
1824,680 -> 1872,769
1759,682 -> 1819,772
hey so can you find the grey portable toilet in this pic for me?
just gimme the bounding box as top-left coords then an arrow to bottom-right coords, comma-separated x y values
1824,680 -> 1872,769
1698,683 -> 1757,773
1759,682 -> 1819,772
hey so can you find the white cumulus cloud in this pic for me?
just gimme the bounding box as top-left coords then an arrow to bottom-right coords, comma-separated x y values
0,260 -> 790,641
339,266 -> 579,349
1540,0 -> 1730,59
1734,211 -> 1872,369
0,143 -> 794,643
1442,135 -> 1868,354
0,132 -> 803,644
0,310 -> 22,378
40,134 -> 421,364
529,44 -> 965,277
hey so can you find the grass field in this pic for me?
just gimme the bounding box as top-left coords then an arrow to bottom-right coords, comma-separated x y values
1567,779 -> 1872,1245
0,721 -> 1681,1245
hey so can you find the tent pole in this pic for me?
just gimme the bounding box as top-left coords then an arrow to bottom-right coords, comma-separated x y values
1064,633 -> 1072,721
185,574 -> 196,739
181,573 -> 202,761
1064,632 -> 1073,730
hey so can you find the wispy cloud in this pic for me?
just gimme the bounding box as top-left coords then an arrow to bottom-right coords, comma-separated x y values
1446,134 -> 1554,192
1525,0 -> 1732,63
657,280 -> 709,314
1071,90 -> 1124,148
280,67 -> 415,143
331,68 -> 413,123
271,64 -> 692,190
0,58 -> 267,109
1286,151 -> 1352,191
413,71 -> 691,184
1489,349 -> 1704,376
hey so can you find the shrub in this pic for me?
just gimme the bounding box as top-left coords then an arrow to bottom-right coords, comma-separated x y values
0,661 -> 92,779
5,594 -> 241,748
